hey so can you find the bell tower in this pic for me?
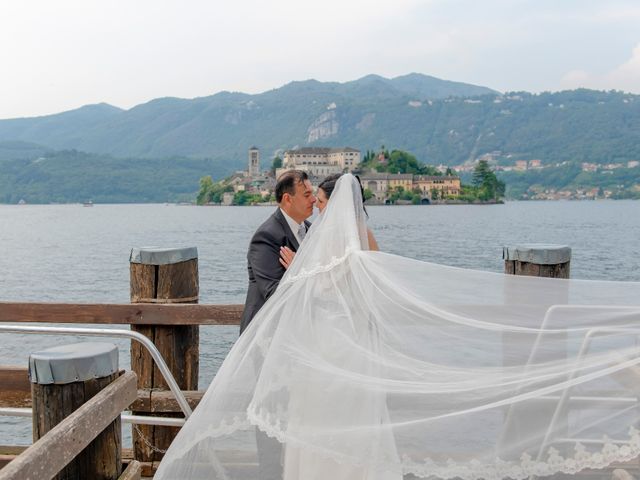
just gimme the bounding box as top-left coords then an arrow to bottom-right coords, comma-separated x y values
248,147 -> 260,177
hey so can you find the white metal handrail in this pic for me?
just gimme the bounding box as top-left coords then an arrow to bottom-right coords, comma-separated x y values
0,324 -> 193,418
528,325 -> 640,480
0,407 -> 185,427
536,326 -> 640,460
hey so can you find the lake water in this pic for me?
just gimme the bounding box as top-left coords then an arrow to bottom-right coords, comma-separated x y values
1,200 -> 639,444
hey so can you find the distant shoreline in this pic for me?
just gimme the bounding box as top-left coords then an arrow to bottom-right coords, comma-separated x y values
4,198 -> 639,206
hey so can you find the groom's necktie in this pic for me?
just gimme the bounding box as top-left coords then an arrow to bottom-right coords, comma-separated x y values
297,224 -> 307,242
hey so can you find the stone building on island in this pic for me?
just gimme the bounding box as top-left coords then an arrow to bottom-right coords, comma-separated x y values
276,147 -> 361,179
359,173 -> 461,202
218,146 -> 461,205
413,175 -> 461,198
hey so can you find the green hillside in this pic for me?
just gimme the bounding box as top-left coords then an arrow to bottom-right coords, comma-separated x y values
0,74 -> 498,162
0,74 -> 639,203
0,150 -> 229,204
0,82 -> 638,171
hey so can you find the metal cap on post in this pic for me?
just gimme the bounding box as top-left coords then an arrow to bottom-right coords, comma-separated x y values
29,342 -> 118,384
29,342 -> 122,480
503,243 -> 571,279
129,246 -> 198,266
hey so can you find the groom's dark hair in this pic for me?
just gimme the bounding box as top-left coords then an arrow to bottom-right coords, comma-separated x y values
275,170 -> 309,203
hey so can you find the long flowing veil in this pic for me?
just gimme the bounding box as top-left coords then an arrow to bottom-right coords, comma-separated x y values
155,174 -> 640,480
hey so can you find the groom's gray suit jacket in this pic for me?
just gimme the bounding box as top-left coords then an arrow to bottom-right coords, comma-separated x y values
240,208 -> 310,334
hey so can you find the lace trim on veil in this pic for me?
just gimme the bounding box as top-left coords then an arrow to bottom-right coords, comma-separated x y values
247,402 -> 640,480
401,429 -> 640,479
280,246 -> 357,286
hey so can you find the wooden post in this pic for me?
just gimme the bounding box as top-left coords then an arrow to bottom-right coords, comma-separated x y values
503,243 -> 571,279
3,371 -> 135,480
129,247 -> 199,464
501,244 -> 572,459
29,342 -> 122,480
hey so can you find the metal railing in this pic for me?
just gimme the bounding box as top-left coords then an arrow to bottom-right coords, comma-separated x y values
0,324 -> 193,424
0,407 -> 185,427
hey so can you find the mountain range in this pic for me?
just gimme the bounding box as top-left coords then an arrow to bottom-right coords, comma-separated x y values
0,73 -> 497,162
0,73 -> 639,203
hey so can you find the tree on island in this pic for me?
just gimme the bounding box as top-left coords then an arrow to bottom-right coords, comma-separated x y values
362,149 -> 378,163
472,160 -> 505,201
196,175 -> 233,204
386,186 -> 421,205
271,156 -> 283,174
234,191 -> 266,205
360,148 -> 445,176
196,176 -> 214,204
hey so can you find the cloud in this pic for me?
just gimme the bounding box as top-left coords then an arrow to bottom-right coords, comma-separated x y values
560,43 -> 640,93
592,4 -> 640,22
607,43 -> 640,92
1,0 -> 639,117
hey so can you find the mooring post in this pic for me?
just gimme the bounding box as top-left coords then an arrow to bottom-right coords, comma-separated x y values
501,243 -> 572,458
29,342 -> 122,480
503,243 -> 571,279
129,247 -> 199,464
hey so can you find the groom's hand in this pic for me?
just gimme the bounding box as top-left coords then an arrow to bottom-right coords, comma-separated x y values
279,246 -> 295,269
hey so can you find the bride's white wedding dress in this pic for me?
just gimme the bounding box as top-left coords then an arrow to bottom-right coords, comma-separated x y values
155,175 -> 640,480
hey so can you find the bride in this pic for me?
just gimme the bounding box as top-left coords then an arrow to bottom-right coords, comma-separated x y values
155,174 -> 640,480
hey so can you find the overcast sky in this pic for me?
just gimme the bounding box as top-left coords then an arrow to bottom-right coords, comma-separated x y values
1,0 -> 639,119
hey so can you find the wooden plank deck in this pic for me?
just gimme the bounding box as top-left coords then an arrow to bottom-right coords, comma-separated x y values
3,442 -> 639,478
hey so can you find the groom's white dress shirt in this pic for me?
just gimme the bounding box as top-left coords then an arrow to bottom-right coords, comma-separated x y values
280,208 -> 306,244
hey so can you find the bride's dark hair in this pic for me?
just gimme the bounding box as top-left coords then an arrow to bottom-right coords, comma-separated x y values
318,173 -> 368,215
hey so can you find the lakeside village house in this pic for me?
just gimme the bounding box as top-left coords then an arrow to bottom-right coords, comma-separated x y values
221,147 -> 461,205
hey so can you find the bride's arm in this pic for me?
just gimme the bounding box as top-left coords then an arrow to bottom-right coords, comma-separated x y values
367,228 -> 379,251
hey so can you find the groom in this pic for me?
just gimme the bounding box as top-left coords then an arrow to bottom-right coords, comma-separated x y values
240,169 -> 315,333
240,169 -> 314,480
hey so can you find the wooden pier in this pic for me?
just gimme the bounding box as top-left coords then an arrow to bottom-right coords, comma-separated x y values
0,244 -> 638,479
0,299 -> 242,478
